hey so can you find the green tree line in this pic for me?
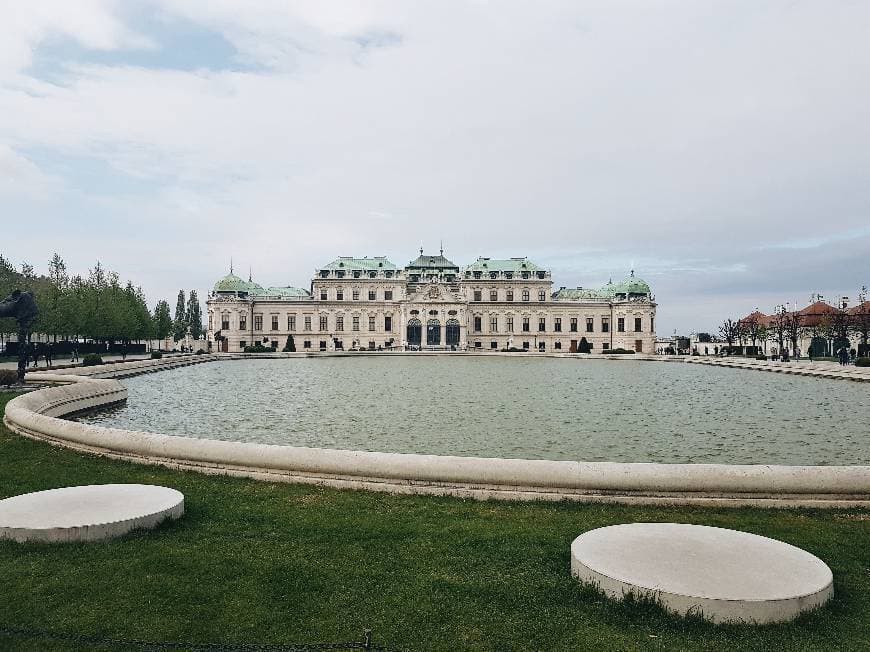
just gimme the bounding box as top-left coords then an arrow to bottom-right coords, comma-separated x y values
1,253 -> 203,347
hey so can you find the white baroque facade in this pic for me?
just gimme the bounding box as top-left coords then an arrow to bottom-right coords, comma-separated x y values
207,250 -> 657,354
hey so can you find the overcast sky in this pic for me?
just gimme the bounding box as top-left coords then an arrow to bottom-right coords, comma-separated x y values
2,1 -> 868,334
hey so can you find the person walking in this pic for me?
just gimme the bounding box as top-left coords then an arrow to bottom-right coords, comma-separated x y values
70,341 -> 79,363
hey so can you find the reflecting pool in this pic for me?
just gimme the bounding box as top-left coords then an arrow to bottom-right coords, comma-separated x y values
78,357 -> 870,465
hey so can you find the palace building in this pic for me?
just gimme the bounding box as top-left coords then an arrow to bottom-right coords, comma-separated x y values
206,249 -> 657,354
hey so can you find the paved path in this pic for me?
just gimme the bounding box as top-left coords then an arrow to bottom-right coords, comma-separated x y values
0,353 -> 155,371
685,356 -> 870,382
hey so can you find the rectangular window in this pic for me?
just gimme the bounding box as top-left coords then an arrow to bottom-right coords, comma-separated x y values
304,316 -> 312,331
603,342 -> 610,350
384,316 -> 392,332
320,291 -> 327,300
618,317 -> 625,332
538,290 -> 546,302
474,316 -> 482,332
369,316 -> 375,331
239,341 -> 246,349
507,316 -> 514,332
490,341 -> 498,349
554,317 -> 562,332
522,341 -> 529,349
304,340 -> 311,349
522,290 -> 530,302
490,290 -> 498,302
352,290 -> 360,301
320,341 -> 327,350
602,317 -> 610,333
538,317 -> 546,332
554,341 -> 562,350
336,316 -> 344,331
271,316 -> 278,331
522,317 -> 530,332
368,290 -> 376,301
287,315 -> 295,331
586,318 -> 594,333
474,341 -> 482,348
384,290 -> 393,300
254,315 -> 263,331
635,317 -> 642,332
651,316 -> 654,332
336,291 -> 344,301
222,316 -> 230,330
506,290 -> 514,302
490,316 -> 498,332
319,315 -> 328,331
352,316 -> 360,331
474,290 -> 482,302
570,317 -> 577,332
239,317 -> 246,331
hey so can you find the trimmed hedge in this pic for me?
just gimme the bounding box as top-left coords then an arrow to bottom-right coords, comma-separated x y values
243,344 -> 275,353
82,354 -> 104,367
0,369 -> 18,386
856,358 -> 870,367
606,348 -> 636,354
756,355 -> 768,360
150,351 -> 163,359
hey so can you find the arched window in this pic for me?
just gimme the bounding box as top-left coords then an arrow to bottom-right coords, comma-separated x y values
407,318 -> 422,347
446,319 -> 460,346
427,319 -> 441,346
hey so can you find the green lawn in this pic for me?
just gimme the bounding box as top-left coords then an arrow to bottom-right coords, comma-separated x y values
0,392 -> 868,651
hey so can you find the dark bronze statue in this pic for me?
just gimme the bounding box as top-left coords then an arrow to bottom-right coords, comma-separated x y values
0,290 -> 39,383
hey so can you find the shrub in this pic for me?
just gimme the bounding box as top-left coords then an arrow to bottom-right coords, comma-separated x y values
82,354 -> 103,366
243,344 -> 273,353
150,351 -> 163,359
0,369 -> 19,386
756,354 -> 768,360
856,358 -> 870,367
196,349 -> 205,355
282,335 -> 296,352
606,348 -> 635,354
500,347 -> 526,353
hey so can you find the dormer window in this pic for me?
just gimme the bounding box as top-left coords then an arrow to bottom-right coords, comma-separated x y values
369,271 -> 376,278
353,270 -> 361,278
385,271 -> 393,278
490,271 -> 498,279
521,271 -> 530,279
320,270 -> 329,278
337,270 -> 345,278
537,271 -> 546,279
505,272 -> 513,279
473,271 -> 482,279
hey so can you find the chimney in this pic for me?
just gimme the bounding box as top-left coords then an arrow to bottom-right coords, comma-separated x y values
841,296 -> 849,310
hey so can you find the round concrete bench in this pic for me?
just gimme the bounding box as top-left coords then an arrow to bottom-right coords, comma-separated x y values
0,484 -> 184,543
570,523 -> 833,623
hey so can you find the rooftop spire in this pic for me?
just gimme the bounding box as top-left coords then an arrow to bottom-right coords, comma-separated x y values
230,257 -> 233,275
248,266 -> 252,283
440,239 -> 443,256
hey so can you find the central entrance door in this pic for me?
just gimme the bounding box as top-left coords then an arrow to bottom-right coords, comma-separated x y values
426,319 -> 441,346
446,319 -> 460,346
407,318 -> 422,347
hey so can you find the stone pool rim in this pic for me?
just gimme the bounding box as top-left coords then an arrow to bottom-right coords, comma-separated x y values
4,354 -> 870,508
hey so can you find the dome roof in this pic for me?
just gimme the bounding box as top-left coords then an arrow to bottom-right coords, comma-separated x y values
609,271 -> 651,296
213,273 -> 249,293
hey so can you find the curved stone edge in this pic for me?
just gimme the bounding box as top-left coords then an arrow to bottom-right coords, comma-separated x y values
4,360 -> 870,507
0,497 -> 184,544
570,548 -> 834,624
685,357 -> 870,383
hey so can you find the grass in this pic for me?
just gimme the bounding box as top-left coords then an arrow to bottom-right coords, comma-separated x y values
0,393 -> 869,651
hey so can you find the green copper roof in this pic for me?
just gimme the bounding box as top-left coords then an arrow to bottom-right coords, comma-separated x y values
406,253 -> 459,270
321,257 -> 397,271
214,273 -> 253,293
610,271 -> 652,296
553,287 -> 608,300
258,286 -> 310,298
463,257 -> 543,273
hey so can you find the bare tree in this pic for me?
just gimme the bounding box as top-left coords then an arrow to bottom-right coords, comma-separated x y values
784,311 -> 803,357
769,307 -> 787,357
719,318 -> 741,354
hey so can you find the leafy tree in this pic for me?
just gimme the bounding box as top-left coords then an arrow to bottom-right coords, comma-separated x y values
186,290 -> 203,340
283,334 -> 296,352
153,300 -> 173,346
173,290 -> 187,342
